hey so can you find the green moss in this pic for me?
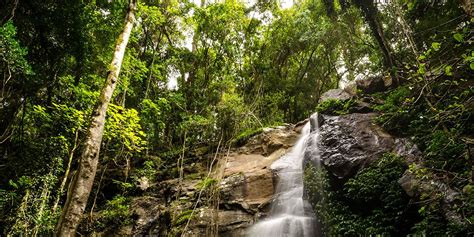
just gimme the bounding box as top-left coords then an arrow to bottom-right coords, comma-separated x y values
316,99 -> 355,115
374,86 -> 411,113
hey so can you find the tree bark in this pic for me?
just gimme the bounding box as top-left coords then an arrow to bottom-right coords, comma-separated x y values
54,1 -> 136,236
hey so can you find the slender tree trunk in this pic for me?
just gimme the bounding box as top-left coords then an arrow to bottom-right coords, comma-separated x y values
54,1 -> 136,236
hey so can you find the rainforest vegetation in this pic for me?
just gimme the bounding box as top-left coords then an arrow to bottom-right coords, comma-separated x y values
0,0 -> 472,236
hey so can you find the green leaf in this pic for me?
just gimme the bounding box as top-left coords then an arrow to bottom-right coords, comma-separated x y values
418,206 -> 426,215
418,63 -> 426,75
8,180 -> 18,189
431,42 -> 441,51
470,62 -> 474,70
453,33 -> 463,42
444,65 -> 453,76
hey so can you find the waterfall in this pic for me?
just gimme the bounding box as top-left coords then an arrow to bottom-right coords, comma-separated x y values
247,121 -> 318,237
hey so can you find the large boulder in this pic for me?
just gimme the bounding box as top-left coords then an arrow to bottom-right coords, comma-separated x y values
239,125 -> 300,156
304,113 -> 420,184
184,208 -> 254,237
319,89 -> 353,103
356,76 -> 391,94
303,110 -> 468,232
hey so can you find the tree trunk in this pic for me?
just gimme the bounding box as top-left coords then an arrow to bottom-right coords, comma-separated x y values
354,0 -> 398,84
54,1 -> 136,236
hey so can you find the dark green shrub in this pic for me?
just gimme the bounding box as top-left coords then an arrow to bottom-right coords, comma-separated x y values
374,86 -> 411,113
304,154 -> 419,236
99,195 -> 132,226
424,130 -> 466,171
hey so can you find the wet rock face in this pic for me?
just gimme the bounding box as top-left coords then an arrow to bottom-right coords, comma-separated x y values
131,196 -> 169,236
304,113 -> 420,183
189,124 -> 303,235
121,124 -> 303,237
303,109 -> 466,230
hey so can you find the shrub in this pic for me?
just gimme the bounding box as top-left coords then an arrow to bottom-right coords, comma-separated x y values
99,195 -> 132,226
304,153 -> 418,236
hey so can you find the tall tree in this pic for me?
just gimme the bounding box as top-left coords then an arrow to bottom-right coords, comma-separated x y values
54,1 -> 137,236
322,0 -> 397,83
352,0 -> 396,81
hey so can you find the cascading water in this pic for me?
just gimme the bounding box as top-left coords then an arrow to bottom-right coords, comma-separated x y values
247,121 -> 319,237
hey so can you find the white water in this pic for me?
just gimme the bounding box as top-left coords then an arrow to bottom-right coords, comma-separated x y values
247,122 -> 318,237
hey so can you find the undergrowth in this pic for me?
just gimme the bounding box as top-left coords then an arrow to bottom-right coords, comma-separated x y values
304,153 -> 418,236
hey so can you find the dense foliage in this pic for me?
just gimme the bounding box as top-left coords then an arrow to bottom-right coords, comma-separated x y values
305,153 -> 418,235
371,18 -> 474,235
305,1 -> 473,234
0,0 -> 472,235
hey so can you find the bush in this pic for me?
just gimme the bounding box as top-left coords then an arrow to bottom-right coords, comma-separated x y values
98,195 -> 132,227
304,153 -> 418,236
374,86 -> 418,135
196,177 -> 218,191
424,130 -> 466,171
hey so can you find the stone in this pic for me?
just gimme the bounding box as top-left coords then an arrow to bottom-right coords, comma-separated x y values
304,113 -> 419,182
350,100 -> 373,113
319,89 -> 353,103
343,81 -> 358,96
356,76 -> 387,94
130,196 -> 169,236
240,125 -> 299,156
398,169 -> 465,226
184,208 -> 254,237
398,171 -> 419,197
137,176 -> 150,191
